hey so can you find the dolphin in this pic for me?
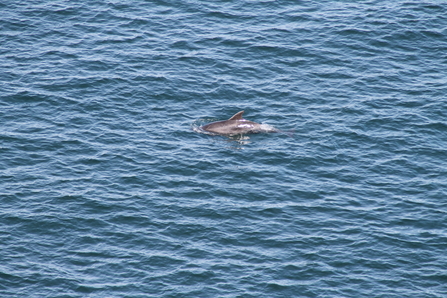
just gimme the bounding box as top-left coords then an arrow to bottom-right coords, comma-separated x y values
200,111 -> 278,136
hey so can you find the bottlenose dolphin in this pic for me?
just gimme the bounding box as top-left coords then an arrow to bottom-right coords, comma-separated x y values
201,111 -> 278,136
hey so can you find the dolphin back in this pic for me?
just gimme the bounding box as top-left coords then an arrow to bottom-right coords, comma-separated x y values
199,110 -> 278,136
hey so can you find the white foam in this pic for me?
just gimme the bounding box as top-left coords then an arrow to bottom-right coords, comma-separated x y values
259,124 -> 278,132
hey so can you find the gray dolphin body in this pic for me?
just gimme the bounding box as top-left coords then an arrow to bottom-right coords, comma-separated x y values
201,111 -> 278,136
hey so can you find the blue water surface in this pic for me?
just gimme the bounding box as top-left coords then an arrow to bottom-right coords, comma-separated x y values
1,1 -> 447,297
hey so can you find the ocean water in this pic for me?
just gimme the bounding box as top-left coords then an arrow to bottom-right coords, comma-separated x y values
1,0 -> 447,297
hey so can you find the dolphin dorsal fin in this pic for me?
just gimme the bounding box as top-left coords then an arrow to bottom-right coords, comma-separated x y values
228,111 -> 244,120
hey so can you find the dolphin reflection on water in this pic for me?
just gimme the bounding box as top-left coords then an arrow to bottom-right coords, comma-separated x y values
200,110 -> 278,136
